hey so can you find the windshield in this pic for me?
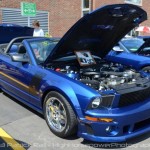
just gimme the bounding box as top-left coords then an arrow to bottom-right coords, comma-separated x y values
28,39 -> 59,64
121,38 -> 144,52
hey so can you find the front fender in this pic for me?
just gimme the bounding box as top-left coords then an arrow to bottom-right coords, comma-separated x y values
39,78 -> 100,118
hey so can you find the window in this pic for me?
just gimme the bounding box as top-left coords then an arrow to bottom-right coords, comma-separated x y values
83,10 -> 89,16
124,0 -> 142,6
83,0 -> 89,9
29,39 -> 59,63
82,0 -> 90,16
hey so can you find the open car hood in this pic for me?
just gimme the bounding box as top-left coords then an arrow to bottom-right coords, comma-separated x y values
45,4 -> 147,64
0,24 -> 34,44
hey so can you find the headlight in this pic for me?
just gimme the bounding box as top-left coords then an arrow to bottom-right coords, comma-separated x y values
87,95 -> 114,110
91,97 -> 102,108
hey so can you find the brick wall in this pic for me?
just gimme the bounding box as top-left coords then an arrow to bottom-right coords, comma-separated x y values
0,0 -> 81,37
48,0 -> 81,37
92,0 -> 123,10
0,0 -> 50,11
142,0 -> 150,26
0,0 -> 150,36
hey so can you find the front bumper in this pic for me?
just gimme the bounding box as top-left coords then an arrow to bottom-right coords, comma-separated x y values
78,100 -> 150,142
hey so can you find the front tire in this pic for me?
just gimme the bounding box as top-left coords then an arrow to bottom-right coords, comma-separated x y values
43,91 -> 77,138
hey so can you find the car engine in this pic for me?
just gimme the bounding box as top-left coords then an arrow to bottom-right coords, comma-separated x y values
50,60 -> 149,93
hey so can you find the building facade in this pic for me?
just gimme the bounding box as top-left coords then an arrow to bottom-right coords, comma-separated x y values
0,0 -> 149,37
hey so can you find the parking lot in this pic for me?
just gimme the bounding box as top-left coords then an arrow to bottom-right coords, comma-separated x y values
0,91 -> 149,150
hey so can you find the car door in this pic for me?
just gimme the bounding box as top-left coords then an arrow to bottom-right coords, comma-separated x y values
0,44 -> 41,107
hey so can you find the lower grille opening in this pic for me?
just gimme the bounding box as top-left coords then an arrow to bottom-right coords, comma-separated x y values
123,125 -> 130,134
85,124 -> 94,135
133,118 -> 150,132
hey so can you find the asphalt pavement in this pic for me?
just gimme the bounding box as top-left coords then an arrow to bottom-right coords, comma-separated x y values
0,91 -> 149,150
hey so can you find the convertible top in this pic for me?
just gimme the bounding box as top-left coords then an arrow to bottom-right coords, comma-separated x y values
0,24 -> 34,44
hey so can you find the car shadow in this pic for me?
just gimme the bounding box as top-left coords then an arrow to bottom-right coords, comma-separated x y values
3,92 -> 44,119
2,91 -> 150,144
81,132 -> 150,149
63,132 -> 79,140
2,92 -> 80,141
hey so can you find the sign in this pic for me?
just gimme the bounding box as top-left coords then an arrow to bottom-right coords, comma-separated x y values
21,2 -> 36,17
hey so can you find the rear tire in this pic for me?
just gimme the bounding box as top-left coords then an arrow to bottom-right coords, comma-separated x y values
43,91 -> 77,138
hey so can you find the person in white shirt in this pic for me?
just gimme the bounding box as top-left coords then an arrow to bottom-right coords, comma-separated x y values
32,20 -> 44,37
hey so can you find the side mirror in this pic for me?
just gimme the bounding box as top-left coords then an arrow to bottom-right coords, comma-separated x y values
112,46 -> 124,52
10,53 -> 29,63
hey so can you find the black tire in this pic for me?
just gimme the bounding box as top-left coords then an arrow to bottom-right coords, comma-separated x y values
43,91 -> 77,138
142,66 -> 150,73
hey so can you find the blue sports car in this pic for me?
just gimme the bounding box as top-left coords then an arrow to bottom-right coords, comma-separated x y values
0,4 -> 150,142
107,37 -> 150,72
117,37 -> 145,53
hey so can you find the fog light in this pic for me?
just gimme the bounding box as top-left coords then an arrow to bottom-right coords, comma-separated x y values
106,125 -> 119,136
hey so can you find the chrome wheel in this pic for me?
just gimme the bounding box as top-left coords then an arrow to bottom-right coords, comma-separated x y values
46,97 -> 67,132
44,91 -> 77,137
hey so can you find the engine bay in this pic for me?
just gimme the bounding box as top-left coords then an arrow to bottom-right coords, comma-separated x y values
48,57 -> 149,93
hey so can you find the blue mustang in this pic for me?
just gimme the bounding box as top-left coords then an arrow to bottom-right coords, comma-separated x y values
106,37 -> 150,72
0,4 -> 150,142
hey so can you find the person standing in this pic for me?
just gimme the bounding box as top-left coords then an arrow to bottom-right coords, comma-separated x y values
32,20 -> 44,37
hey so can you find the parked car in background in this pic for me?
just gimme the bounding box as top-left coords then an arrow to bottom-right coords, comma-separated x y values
138,35 -> 150,41
0,4 -> 150,143
118,37 -> 145,53
106,36 -> 150,72
137,35 -> 150,56
117,36 -> 150,54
